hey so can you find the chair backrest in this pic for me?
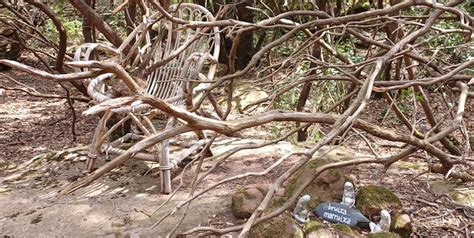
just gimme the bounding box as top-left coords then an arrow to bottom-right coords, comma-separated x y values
119,3 -> 220,104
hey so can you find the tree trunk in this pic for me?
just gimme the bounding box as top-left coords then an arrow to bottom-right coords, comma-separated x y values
82,0 -> 94,43
296,0 -> 326,141
69,0 -> 124,50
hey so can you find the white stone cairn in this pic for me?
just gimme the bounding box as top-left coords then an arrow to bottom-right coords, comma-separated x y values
293,195 -> 311,223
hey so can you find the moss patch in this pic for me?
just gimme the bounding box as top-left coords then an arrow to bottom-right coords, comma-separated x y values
355,185 -> 402,218
231,195 -> 244,212
332,224 -> 353,234
249,215 -> 303,238
306,158 -> 331,168
368,232 -> 401,238
396,161 -> 421,170
304,220 -> 323,233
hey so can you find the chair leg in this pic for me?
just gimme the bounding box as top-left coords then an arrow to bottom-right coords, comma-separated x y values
86,111 -> 112,172
160,117 -> 175,194
195,130 -> 213,157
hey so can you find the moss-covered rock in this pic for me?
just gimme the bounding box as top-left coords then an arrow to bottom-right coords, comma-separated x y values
249,214 -> 303,238
284,156 -> 351,208
355,185 -> 402,219
232,185 -> 268,219
307,229 -> 338,238
332,224 -> 353,234
304,220 -> 323,233
368,232 -> 401,238
391,214 -> 412,238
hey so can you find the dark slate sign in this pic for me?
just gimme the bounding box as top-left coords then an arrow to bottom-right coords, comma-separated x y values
314,202 -> 371,229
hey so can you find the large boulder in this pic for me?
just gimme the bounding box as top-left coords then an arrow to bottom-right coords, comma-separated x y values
232,184 -> 268,219
391,214 -> 413,238
283,147 -> 355,208
355,185 -> 402,219
249,214 -> 303,238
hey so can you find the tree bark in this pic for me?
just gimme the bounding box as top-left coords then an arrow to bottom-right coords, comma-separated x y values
296,0 -> 326,141
82,0 -> 94,43
69,0 -> 124,50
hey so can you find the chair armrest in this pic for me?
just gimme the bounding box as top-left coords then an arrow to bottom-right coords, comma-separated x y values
73,43 -> 122,72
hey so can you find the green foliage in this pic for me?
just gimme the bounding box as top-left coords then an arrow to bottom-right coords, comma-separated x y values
423,20 -> 470,64
273,31 -> 307,57
108,11 -> 125,30
335,37 -> 364,63
460,1 -> 474,16
311,129 -> 324,142
41,1 -> 82,43
397,103 -> 412,115
274,61 -> 309,110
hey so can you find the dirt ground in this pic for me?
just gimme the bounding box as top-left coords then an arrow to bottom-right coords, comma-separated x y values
0,70 -> 473,237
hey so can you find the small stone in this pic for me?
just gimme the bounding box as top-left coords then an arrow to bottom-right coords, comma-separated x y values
231,184 -> 268,219
391,214 -> 413,238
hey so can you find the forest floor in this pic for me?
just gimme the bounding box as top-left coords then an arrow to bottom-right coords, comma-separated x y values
0,70 -> 473,237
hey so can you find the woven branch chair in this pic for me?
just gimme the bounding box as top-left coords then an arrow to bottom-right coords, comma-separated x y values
73,3 -> 220,194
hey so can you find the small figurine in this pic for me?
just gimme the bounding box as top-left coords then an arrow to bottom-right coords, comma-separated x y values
341,182 -> 356,207
293,195 -> 311,223
370,209 -> 391,233
379,210 -> 391,231
369,222 -> 382,233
